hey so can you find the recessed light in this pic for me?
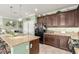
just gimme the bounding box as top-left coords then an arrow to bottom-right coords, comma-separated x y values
38,14 -> 41,17
9,21 -> 13,24
43,14 -> 46,16
25,13 -> 28,15
18,18 -> 22,21
35,8 -> 38,12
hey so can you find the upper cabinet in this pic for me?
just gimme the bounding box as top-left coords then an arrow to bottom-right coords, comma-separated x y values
58,13 -> 66,27
65,10 -> 75,27
75,6 -> 79,27
51,14 -> 60,27
45,15 -> 52,27
46,14 -> 60,27
37,17 -> 43,24
37,7 -> 79,27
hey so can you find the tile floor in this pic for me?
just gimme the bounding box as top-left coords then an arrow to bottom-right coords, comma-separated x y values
39,44 -> 72,54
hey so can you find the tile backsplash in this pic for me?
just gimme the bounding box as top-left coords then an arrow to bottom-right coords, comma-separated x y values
47,27 -> 79,32
47,27 -> 79,39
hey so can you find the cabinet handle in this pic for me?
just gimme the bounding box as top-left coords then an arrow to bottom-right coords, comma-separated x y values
30,44 -> 32,48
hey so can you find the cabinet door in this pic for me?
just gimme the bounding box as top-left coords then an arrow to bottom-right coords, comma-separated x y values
37,17 -> 44,24
59,36 -> 69,51
51,14 -> 58,26
51,13 -> 66,27
45,35 -> 54,46
43,16 -> 48,25
65,10 -> 75,27
75,9 -> 79,27
51,14 -> 60,27
30,39 -> 39,54
46,16 -> 52,27
53,35 -> 60,48
59,13 -> 66,26
44,35 -> 59,48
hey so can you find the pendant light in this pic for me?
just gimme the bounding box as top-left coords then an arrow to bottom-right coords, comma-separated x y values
10,5 -> 13,18
9,5 -> 13,24
18,4 -> 22,22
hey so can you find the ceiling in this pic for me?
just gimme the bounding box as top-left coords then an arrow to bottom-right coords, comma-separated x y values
0,4 -> 77,19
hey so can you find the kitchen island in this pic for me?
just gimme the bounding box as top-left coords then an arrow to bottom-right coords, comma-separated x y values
0,34 -> 39,54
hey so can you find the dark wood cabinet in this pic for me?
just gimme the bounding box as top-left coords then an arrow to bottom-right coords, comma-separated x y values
43,16 -> 48,25
37,16 -> 48,25
59,36 -> 69,50
51,14 -> 56,26
45,15 -> 52,27
44,34 -> 70,51
59,13 -> 66,26
51,14 -> 60,27
44,35 -> 59,48
37,8 -> 78,27
65,10 -> 75,27
37,17 -> 44,24
44,14 -> 61,27
75,7 -> 79,27
30,39 -> 39,54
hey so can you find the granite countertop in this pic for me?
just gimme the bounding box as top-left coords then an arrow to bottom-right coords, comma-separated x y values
74,48 -> 79,54
44,32 -> 79,40
0,34 -> 40,47
44,32 -> 71,37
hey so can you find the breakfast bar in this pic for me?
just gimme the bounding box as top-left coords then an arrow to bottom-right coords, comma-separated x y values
0,35 -> 40,54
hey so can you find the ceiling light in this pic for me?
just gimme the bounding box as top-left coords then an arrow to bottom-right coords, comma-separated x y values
18,18 -> 22,21
9,21 -> 13,24
25,13 -> 28,15
38,14 -> 41,17
35,8 -> 38,12
43,14 -> 46,16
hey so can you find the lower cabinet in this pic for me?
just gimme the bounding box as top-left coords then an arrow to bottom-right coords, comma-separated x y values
59,36 -> 70,51
44,34 -> 70,51
44,35 -> 59,48
30,39 -> 39,54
